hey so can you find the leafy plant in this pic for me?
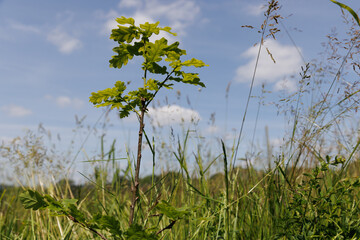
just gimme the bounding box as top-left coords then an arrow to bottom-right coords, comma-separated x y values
13,1 -> 360,240
20,189 -> 111,240
18,17 -> 207,239
89,16 -> 207,225
276,159 -> 360,239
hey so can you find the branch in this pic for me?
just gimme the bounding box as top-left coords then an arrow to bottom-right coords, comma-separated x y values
67,215 -> 109,240
145,68 -> 176,108
156,220 -> 177,235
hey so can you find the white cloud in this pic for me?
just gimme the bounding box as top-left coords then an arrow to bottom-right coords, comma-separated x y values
147,105 -> 200,126
47,29 -> 82,54
72,98 -> 85,109
45,95 -> 84,109
274,78 -> 297,93
104,12 -> 156,35
56,96 -> 72,107
102,10 -> 121,34
9,21 -> 41,34
104,0 -> 200,37
245,4 -> 266,16
56,96 -> 84,109
1,104 -> 32,117
205,125 -> 219,134
234,39 -> 302,92
118,0 -> 143,8
270,138 -> 284,148
142,0 -> 200,35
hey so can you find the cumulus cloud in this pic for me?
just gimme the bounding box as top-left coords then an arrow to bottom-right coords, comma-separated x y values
103,0 -> 201,37
1,104 -> 32,117
45,95 -> 84,109
234,39 -> 302,92
147,105 -> 200,126
47,29 -> 82,54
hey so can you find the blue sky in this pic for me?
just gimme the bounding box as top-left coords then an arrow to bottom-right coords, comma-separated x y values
1,0 -> 359,182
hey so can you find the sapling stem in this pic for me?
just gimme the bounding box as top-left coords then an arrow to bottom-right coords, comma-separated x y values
129,99 -> 146,225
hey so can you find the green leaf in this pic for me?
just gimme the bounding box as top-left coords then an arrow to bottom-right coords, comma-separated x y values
156,200 -> 192,220
110,26 -> 140,43
331,0 -> 360,26
127,41 -> 144,56
145,79 -> 159,91
20,190 -> 48,210
160,26 -> 177,36
139,22 -> 160,38
182,58 -> 209,68
110,44 -> 135,69
115,16 -> 135,25
115,81 -> 127,91
164,42 -> 186,62
66,204 -> 87,223
93,215 -> 122,237
146,62 -> 168,74
163,83 -> 173,89
119,108 -> 131,118
43,194 -> 64,212
125,224 -> 158,240
61,198 -> 78,207
182,72 -> 205,87
145,38 -> 168,63
89,81 -> 127,108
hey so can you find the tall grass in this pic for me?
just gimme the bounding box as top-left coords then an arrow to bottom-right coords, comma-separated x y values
2,0 -> 360,239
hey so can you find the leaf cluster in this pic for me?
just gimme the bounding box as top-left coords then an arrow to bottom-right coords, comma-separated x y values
276,161 -> 360,239
19,190 -> 123,239
89,16 -> 208,118
155,200 -> 193,220
19,189 -> 198,239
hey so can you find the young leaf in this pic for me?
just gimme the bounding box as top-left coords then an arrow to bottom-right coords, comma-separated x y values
115,16 -> 135,26
160,26 -> 177,36
139,22 -> 161,37
110,44 -> 135,69
19,190 -> 48,210
182,58 -> 209,68
181,72 -> 205,87
145,38 -> 168,63
110,26 -> 140,43
145,79 -> 159,91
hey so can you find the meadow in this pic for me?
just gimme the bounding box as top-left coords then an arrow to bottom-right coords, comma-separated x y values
2,1 -> 360,239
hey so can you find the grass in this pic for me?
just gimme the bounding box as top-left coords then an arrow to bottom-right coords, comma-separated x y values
2,131 -> 360,239
2,0 -> 360,239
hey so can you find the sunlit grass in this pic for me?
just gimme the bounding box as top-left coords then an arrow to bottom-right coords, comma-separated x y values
2,0 -> 360,239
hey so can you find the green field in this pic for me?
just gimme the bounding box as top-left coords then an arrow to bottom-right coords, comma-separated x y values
2,1 -> 360,239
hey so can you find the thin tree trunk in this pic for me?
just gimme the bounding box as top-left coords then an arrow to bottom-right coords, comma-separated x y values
129,99 -> 146,225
